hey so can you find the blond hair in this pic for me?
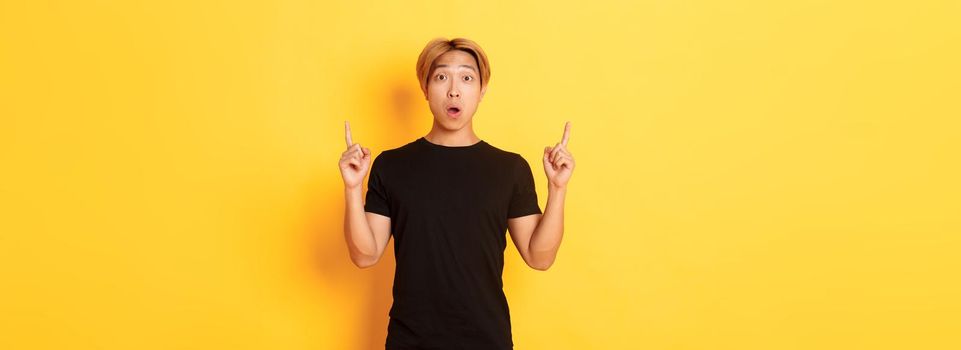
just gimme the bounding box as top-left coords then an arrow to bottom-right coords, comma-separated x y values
415,37 -> 491,96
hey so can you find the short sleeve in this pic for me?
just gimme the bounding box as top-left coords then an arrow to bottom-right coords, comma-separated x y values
364,154 -> 391,217
507,155 -> 542,218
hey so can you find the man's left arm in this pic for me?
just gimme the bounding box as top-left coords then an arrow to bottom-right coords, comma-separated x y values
508,122 -> 575,271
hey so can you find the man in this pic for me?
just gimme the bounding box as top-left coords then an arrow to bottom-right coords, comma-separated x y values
339,37 -> 575,349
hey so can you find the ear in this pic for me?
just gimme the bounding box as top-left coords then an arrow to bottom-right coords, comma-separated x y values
480,85 -> 487,101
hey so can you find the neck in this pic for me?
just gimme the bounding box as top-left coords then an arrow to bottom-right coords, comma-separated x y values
424,122 -> 480,146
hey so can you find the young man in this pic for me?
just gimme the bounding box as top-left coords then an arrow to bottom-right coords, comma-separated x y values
339,37 -> 575,349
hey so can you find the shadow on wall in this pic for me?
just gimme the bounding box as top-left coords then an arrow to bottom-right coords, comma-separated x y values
308,53 -> 423,350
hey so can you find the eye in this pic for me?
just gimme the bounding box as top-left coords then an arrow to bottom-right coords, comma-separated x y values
463,75 -> 473,82
436,74 -> 447,81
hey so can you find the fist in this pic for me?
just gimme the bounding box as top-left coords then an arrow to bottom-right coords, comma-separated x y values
543,121 -> 575,189
339,121 -> 371,189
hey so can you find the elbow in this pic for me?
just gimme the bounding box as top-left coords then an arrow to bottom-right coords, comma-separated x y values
527,249 -> 558,271
354,260 -> 377,269
527,259 -> 554,271
350,253 -> 380,269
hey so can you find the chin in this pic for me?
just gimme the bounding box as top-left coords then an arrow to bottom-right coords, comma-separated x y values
438,119 -> 465,130
434,117 -> 469,131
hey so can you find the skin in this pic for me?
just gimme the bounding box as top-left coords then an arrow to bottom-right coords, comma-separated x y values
339,50 -> 576,270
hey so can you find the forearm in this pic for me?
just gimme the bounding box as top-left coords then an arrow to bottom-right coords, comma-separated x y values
528,184 -> 567,269
344,186 -> 378,264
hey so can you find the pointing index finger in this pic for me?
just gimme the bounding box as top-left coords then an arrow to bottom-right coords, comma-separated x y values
560,121 -> 571,146
345,120 -> 353,147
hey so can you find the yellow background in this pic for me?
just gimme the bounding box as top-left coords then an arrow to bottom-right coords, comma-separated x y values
2,1 -> 959,349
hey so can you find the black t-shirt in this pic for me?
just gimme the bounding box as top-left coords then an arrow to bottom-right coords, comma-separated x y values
364,136 -> 542,349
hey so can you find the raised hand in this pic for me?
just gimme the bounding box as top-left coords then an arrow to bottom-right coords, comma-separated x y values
543,121 -> 575,189
339,121 -> 371,189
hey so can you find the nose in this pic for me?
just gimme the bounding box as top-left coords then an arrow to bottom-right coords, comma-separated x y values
447,86 -> 460,98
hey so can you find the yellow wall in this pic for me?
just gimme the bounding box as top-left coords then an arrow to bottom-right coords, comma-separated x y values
2,1 -> 958,349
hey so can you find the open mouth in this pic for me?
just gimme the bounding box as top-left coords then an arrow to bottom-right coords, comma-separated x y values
446,106 -> 462,117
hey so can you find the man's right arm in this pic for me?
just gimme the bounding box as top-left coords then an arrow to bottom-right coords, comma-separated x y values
343,186 -> 391,268
339,121 -> 391,268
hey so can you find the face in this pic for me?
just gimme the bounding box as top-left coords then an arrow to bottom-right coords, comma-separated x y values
425,50 -> 486,130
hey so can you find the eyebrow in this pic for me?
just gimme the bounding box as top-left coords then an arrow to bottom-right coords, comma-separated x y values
434,64 -> 478,73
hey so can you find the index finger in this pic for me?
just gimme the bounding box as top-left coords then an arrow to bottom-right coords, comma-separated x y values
345,120 -> 353,147
560,121 -> 571,146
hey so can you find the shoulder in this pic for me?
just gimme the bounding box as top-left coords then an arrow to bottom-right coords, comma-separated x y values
482,141 -> 523,160
371,139 -> 419,162
482,141 -> 533,172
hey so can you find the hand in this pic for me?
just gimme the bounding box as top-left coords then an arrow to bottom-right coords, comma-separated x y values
543,121 -> 575,189
339,121 -> 371,189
